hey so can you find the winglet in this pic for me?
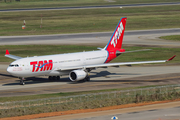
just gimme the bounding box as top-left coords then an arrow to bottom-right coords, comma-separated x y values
167,55 -> 176,61
5,50 -> 22,60
5,50 -> 10,55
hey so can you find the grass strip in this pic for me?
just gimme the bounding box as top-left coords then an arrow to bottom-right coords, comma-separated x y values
0,45 -> 179,63
0,87 -> 180,118
0,85 -> 174,102
0,0 -> 179,10
0,5 -> 180,36
1,99 -> 180,120
160,35 -> 180,41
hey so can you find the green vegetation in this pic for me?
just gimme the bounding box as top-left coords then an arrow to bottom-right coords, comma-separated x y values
0,1 -> 179,118
0,85 -> 170,102
0,86 -> 180,118
160,35 -> 180,41
0,0 -> 179,10
112,46 -> 179,63
0,45 -> 98,62
0,45 -> 179,63
0,5 -> 180,36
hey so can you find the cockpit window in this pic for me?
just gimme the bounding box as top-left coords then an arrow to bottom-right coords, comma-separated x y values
9,64 -> 19,67
9,65 -> 14,67
15,64 -> 19,67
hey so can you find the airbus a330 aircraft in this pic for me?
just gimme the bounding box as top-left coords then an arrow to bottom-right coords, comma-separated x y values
5,17 -> 176,85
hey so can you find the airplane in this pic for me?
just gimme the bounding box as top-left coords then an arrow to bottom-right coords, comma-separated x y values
5,17 -> 176,85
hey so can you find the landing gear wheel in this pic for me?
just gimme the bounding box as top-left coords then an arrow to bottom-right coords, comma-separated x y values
86,76 -> 90,81
20,81 -> 25,85
52,76 -> 56,80
57,76 -> 60,80
83,76 -> 90,82
48,76 -> 52,80
20,78 -> 25,85
82,79 -> 86,82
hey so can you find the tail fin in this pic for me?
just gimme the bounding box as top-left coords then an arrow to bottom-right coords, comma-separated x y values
104,17 -> 127,63
105,17 -> 127,51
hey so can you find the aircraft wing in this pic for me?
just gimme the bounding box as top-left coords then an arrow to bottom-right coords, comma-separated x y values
60,55 -> 176,71
5,50 -> 22,60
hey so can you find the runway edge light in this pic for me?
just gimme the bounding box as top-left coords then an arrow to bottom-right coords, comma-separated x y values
111,116 -> 118,119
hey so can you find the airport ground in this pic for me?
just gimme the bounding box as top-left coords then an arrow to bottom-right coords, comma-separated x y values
0,2 -> 180,119
0,29 -> 180,97
1,0 -> 180,10
0,28 -> 180,119
1,98 -> 180,120
29,100 -> 180,120
1,4 -> 180,36
0,66 -> 180,97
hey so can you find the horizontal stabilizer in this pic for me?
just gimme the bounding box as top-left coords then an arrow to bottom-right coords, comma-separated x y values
123,49 -> 151,53
97,47 -> 103,50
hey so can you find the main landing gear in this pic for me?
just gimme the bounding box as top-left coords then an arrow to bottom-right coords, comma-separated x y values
83,76 -> 90,82
20,77 -> 25,85
48,76 -> 60,81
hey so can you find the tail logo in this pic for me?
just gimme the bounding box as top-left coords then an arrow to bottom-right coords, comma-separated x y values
110,22 -> 124,48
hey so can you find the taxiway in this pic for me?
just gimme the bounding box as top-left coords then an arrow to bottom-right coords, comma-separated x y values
0,28 -> 180,97
0,28 -> 180,47
0,2 -> 180,12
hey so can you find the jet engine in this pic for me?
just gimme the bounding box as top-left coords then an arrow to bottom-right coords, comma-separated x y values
69,70 -> 87,81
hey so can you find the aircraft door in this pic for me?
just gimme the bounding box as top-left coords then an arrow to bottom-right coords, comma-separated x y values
82,54 -> 86,66
23,62 -> 30,71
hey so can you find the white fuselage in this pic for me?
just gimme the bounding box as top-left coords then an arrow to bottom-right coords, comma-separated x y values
7,50 -> 108,77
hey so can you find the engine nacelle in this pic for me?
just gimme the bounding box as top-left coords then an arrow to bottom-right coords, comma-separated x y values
69,70 -> 87,81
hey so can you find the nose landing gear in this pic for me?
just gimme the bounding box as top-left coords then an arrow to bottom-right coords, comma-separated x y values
20,77 -> 25,85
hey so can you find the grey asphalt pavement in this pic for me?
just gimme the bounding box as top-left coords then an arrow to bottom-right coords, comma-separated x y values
0,2 -> 180,12
0,66 -> 180,97
0,28 -> 180,97
0,28 -> 180,120
0,28 -> 180,47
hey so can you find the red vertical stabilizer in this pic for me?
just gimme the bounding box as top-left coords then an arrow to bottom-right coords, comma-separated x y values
105,17 -> 127,63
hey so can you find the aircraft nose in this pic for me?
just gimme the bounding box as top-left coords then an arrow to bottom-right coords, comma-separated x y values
7,67 -> 13,74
